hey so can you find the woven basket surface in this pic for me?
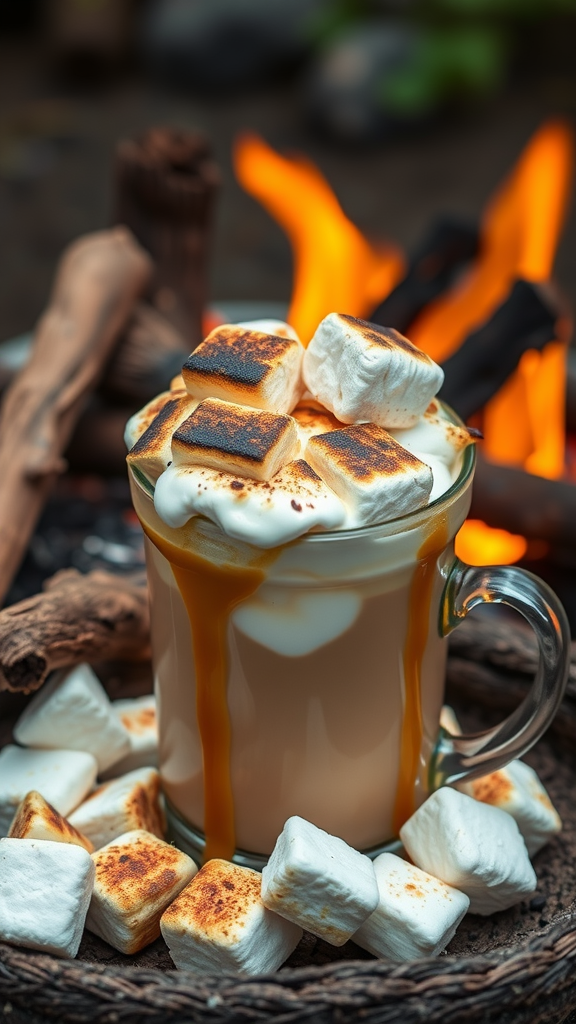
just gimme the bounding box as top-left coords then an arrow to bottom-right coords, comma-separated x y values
1,615 -> 575,1024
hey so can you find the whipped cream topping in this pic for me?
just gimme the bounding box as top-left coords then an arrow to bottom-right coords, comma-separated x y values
127,316 -> 474,548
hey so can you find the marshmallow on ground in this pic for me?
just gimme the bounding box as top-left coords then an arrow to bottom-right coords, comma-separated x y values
261,816 -> 379,945
161,859 -> 302,975
68,767 -> 165,850
353,853 -> 470,961
458,760 -> 562,857
400,788 -> 537,915
0,837 -> 94,958
87,829 -> 197,954
154,458 -> 346,544
303,313 -> 444,428
101,695 -> 158,777
182,324 -> 304,414
172,398 -> 300,481
13,664 -> 130,774
0,746 -> 97,837
305,422 -> 432,527
126,391 -> 196,482
8,790 -> 93,852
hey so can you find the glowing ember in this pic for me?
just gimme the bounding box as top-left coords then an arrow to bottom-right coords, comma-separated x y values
455,520 -> 527,566
233,133 -> 404,344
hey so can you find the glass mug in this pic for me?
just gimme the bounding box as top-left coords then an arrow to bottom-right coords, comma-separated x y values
128,424 -> 569,867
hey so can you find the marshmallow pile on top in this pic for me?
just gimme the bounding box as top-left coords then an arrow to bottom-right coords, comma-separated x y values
126,315 -> 475,547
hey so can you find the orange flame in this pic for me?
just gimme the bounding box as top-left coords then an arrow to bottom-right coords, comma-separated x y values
233,133 -> 404,344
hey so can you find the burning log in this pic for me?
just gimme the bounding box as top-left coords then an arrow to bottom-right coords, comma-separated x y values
115,127 -> 221,349
0,228 -> 152,605
0,569 -> 150,694
369,217 -> 479,336
439,279 -> 564,421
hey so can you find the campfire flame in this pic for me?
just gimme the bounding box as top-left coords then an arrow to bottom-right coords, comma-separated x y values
233,133 -> 404,344
234,123 -> 574,566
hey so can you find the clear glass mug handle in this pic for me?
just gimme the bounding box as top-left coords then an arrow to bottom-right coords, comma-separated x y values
431,557 -> 571,789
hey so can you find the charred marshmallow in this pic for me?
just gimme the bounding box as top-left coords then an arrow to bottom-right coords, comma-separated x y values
182,324 -> 304,414
171,398 -> 300,481
235,318 -> 300,342
390,399 -> 476,502
154,458 -> 346,543
353,853 -> 470,961
68,767 -> 165,850
102,695 -> 158,777
400,788 -> 537,915
305,423 -> 432,527
303,313 -> 444,428
124,388 -> 186,449
291,398 -> 344,450
261,816 -> 379,946
457,760 -> 562,857
13,664 -> 130,775
0,838 -> 94,958
8,790 -> 94,853
0,746 -> 97,837
161,859 -> 302,975
126,391 -> 197,482
86,829 -> 197,954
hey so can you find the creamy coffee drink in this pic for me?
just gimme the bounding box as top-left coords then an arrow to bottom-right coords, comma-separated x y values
127,314 -> 476,861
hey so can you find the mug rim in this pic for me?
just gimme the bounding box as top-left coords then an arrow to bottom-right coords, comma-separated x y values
128,402 -> 476,545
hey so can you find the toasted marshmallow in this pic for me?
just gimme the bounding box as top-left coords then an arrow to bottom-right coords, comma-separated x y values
0,837 -> 95,958
400,788 -> 537,915
182,324 -> 304,414
305,423 -> 432,528
126,392 -> 197,482
100,695 -> 158,778
8,790 -> 94,852
124,388 -> 186,450
172,398 -> 300,482
87,829 -> 197,954
303,313 -> 444,428
0,746 -> 97,837
68,767 -> 165,850
161,859 -> 302,975
292,397 -> 344,450
353,853 -> 469,961
458,760 -> 562,857
235,318 -> 300,342
390,399 -> 475,501
261,816 -> 379,945
154,458 -> 346,545
13,664 -> 130,775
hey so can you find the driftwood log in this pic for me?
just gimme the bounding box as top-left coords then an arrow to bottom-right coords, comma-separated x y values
0,228 -> 152,605
115,127 -> 221,348
0,568 -> 150,695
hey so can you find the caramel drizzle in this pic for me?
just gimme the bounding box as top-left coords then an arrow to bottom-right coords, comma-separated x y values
143,523 -> 266,862
392,518 -> 448,835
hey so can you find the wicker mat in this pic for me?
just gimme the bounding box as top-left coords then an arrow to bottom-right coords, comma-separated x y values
0,615 -> 575,1024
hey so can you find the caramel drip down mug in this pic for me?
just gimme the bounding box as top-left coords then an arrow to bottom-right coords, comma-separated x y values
129,433 -> 569,867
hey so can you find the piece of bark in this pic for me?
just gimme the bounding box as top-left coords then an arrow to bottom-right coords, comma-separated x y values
0,568 -> 150,694
101,301 -> 189,404
114,127 -> 221,348
0,228 -> 152,605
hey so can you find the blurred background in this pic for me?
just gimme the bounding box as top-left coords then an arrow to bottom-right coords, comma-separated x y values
2,0 -> 576,626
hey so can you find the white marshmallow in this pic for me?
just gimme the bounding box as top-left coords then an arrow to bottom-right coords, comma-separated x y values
0,837 -> 94,958
303,313 -> 444,428
68,767 -> 165,850
261,816 -> 379,945
182,324 -> 304,414
400,788 -> 537,915
235,318 -> 300,342
232,588 -> 361,656
100,695 -> 158,778
13,664 -> 130,774
0,746 -> 97,837
126,391 -> 197,482
87,829 -> 197,954
154,458 -> 346,546
457,760 -> 562,857
8,790 -> 94,852
305,423 -> 432,528
161,858 -> 302,975
353,853 -> 470,961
